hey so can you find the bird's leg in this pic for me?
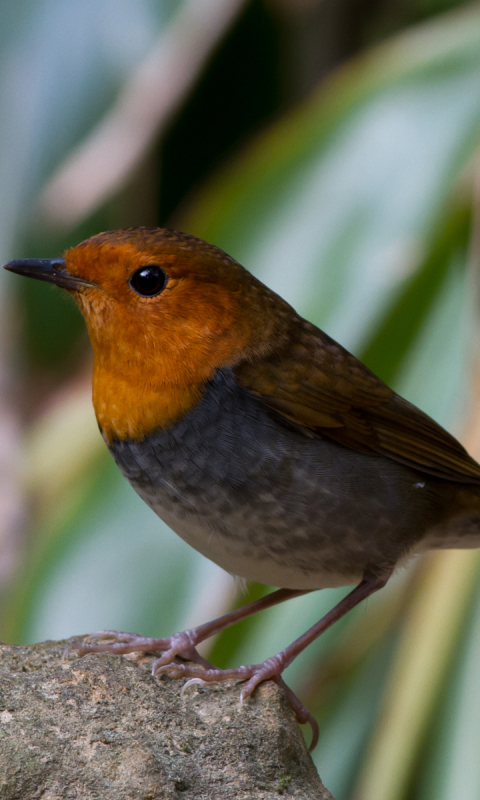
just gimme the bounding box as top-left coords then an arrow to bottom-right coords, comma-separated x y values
157,573 -> 390,749
64,587 -> 308,669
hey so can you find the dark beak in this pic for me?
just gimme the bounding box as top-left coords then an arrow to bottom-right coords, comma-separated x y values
3,258 -> 95,290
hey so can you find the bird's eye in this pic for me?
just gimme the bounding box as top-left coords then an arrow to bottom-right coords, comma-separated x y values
128,265 -> 167,297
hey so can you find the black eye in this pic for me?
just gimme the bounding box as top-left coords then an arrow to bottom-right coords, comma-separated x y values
129,265 -> 167,297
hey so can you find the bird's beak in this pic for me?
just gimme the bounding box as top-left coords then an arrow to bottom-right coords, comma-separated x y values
3,258 -> 95,291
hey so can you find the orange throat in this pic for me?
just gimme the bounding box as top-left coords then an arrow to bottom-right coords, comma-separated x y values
92,361 -> 207,444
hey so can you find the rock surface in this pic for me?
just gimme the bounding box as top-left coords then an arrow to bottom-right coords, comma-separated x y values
0,638 -> 334,799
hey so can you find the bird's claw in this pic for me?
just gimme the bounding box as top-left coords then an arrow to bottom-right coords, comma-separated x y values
180,677 -> 209,696
276,677 -> 319,751
63,629 -> 213,670
63,630 -> 139,659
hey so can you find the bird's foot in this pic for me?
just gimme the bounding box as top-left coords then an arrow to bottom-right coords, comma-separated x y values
155,653 -> 319,751
63,629 -> 213,669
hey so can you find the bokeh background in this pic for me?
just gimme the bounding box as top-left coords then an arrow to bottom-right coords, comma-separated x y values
2,1 -> 480,797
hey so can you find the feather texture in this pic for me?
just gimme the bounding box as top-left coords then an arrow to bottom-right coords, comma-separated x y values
235,319 -> 480,483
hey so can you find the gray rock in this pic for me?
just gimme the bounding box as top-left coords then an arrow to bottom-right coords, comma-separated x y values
0,638 -> 333,799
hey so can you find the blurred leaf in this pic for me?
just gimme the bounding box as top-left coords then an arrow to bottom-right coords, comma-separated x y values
312,635 -> 398,800
0,0 -> 177,367
354,551 -> 480,800
393,248 -> 472,427
360,200 -> 471,384
415,580 -> 480,800
0,1 -> 168,256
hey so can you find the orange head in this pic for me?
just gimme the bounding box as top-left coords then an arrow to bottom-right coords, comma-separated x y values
4,228 -> 294,442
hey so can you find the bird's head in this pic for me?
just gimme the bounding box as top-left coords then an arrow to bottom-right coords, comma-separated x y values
4,228 -> 293,441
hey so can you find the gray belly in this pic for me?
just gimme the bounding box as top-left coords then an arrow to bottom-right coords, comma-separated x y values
109,370 -> 446,589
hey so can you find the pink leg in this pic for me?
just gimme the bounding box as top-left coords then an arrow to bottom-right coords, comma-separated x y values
64,587 -> 308,670
159,574 -> 390,750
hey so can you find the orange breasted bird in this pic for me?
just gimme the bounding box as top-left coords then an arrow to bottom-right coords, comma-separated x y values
5,227 -> 480,748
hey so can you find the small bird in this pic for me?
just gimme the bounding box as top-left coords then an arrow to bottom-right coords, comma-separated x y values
5,227 -> 480,749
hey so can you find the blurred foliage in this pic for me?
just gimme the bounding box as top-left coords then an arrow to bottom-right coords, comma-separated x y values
2,1 -> 480,798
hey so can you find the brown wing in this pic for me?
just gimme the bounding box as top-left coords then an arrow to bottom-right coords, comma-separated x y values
235,318 -> 480,483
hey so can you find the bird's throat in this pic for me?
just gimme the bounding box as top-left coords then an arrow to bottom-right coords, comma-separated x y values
92,362 -> 205,443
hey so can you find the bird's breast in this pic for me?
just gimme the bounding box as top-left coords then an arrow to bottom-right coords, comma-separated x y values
108,369 -> 446,589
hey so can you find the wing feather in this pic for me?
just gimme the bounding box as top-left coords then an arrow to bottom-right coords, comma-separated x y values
235,319 -> 480,483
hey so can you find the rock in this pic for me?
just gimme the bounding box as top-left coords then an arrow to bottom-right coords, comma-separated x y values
0,638 -> 333,799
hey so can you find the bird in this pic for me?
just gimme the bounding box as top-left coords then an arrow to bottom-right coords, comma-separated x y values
5,226 -> 480,749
